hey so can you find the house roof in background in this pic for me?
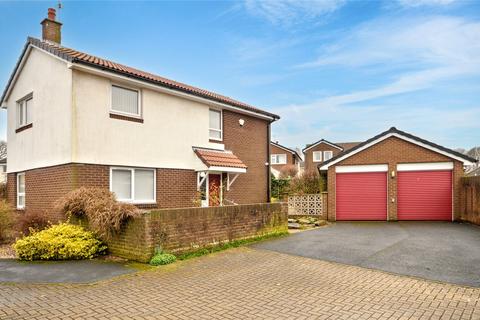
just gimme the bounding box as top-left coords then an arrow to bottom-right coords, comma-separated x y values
193,147 -> 247,169
336,142 -> 362,151
319,127 -> 477,170
271,141 -> 302,160
1,37 -> 280,120
302,139 -> 343,153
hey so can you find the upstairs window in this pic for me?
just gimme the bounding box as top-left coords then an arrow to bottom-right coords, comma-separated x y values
313,151 -> 322,162
209,109 -> 222,140
323,151 -> 333,161
110,167 -> 155,204
111,85 -> 140,117
17,173 -> 25,209
271,154 -> 287,165
17,94 -> 32,128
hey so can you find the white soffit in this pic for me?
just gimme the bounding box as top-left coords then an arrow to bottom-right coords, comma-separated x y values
397,162 -> 454,172
336,164 -> 388,173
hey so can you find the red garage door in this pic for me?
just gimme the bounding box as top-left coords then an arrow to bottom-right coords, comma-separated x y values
336,172 -> 387,220
397,170 -> 452,221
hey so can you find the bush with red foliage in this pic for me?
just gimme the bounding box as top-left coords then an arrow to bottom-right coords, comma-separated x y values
55,187 -> 142,239
15,211 -> 50,236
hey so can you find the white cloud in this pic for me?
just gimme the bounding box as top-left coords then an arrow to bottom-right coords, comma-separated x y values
244,0 -> 346,25
397,0 -> 458,7
272,15 -> 480,148
297,16 -> 480,69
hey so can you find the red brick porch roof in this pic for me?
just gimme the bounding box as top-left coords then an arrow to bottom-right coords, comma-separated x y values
194,148 -> 247,169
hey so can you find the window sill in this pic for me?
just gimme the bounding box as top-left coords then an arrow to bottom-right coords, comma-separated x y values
110,113 -> 144,123
15,123 -> 33,133
209,139 -> 223,143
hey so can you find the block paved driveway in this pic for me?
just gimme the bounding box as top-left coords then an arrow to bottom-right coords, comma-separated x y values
255,222 -> 480,287
1,247 -> 480,320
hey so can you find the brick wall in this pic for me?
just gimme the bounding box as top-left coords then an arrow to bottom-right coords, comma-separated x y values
102,202 -> 288,262
6,163 -> 198,221
460,176 -> 480,225
326,136 -> 464,221
304,143 -> 343,173
222,110 -> 269,204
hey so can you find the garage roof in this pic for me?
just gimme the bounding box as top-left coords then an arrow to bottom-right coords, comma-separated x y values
319,127 -> 477,170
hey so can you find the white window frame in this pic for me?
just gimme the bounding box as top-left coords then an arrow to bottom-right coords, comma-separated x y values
209,109 -> 223,141
312,151 -> 323,162
323,151 -> 333,161
17,172 -> 25,209
271,154 -> 287,165
16,93 -> 33,128
109,167 -> 156,204
110,83 -> 142,118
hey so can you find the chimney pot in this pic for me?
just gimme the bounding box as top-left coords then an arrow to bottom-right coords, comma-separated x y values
47,8 -> 56,20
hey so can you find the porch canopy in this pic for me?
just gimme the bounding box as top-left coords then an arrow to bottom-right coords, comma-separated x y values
193,147 -> 247,191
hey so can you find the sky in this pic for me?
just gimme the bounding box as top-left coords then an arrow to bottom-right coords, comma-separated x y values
0,0 -> 479,150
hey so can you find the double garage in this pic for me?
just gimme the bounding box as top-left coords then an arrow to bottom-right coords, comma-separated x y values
320,128 -> 475,221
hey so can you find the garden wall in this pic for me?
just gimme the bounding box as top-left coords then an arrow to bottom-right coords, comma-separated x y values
460,176 -> 480,225
104,203 -> 288,262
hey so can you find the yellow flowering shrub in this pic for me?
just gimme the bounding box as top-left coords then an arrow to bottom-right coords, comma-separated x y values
13,223 -> 107,261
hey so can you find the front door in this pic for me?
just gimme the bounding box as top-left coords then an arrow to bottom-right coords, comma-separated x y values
208,174 -> 221,206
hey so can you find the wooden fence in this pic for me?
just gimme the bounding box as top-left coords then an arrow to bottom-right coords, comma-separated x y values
460,176 -> 480,225
287,192 -> 327,219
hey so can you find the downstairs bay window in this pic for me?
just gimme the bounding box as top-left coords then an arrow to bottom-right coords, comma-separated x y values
110,168 -> 156,204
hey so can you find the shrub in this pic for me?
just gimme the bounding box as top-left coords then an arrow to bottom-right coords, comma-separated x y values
14,211 -> 50,236
279,165 -> 298,179
150,251 -> 177,266
13,223 -> 106,261
55,187 -> 141,239
0,200 -> 13,243
271,174 -> 290,200
288,171 -> 326,195
0,182 -> 7,200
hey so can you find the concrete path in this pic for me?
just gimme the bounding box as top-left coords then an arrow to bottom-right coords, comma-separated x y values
1,247 -> 479,319
254,221 -> 480,287
0,259 -> 135,283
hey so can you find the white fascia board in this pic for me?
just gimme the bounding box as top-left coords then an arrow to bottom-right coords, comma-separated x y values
303,140 -> 343,153
320,132 -> 474,170
69,63 -> 276,121
335,164 -> 388,173
208,166 -> 247,173
397,162 -> 454,172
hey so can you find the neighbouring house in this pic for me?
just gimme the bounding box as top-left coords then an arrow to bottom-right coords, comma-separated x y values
1,9 -> 279,220
318,127 -> 476,222
467,166 -> 480,177
270,141 -> 303,178
303,139 -> 360,173
0,142 -> 6,184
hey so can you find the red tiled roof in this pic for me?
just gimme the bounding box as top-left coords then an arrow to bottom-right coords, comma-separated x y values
24,37 -> 279,120
194,148 -> 247,169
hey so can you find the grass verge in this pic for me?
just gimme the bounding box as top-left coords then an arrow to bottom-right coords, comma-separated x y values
177,231 -> 288,261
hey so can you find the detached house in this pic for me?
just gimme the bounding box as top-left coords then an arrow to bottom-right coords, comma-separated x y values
303,139 -> 360,173
1,9 -> 279,220
270,141 -> 302,178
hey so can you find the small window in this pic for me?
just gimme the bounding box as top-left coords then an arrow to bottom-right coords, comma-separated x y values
17,173 -> 25,209
110,168 -> 155,203
17,94 -> 33,128
111,85 -> 140,116
271,154 -> 287,165
209,109 -> 222,140
313,151 -> 322,162
323,151 -> 333,161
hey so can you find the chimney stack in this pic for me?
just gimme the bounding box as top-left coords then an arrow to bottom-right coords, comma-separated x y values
41,8 -> 62,43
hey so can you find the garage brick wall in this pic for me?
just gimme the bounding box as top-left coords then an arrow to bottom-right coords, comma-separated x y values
326,136 -> 464,221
